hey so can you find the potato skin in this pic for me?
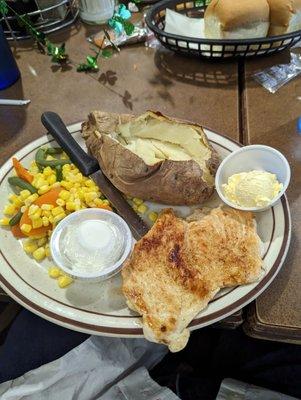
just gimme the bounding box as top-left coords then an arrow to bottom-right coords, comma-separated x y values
82,111 -> 220,206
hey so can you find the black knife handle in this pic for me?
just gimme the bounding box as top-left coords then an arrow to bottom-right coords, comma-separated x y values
41,111 -> 99,176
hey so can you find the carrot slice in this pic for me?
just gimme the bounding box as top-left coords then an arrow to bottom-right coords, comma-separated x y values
11,224 -> 26,238
19,187 -> 61,237
12,158 -> 33,184
33,186 -> 61,207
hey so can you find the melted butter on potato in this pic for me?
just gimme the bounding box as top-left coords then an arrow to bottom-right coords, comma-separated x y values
117,114 -> 213,184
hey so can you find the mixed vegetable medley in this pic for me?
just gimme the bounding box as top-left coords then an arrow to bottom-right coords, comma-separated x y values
0,145 -> 159,289
0,147 -> 112,288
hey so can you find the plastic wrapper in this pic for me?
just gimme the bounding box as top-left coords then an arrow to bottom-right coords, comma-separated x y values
89,22 -> 149,49
253,50 -> 301,93
0,336 -> 171,400
216,378 -> 298,399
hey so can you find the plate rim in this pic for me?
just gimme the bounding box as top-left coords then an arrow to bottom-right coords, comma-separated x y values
0,123 -> 292,336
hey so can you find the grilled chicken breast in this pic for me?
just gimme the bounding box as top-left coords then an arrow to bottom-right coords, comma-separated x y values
122,207 -> 263,352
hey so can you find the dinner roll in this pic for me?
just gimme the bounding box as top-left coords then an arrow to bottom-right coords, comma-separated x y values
204,0 -> 270,39
267,0 -> 301,35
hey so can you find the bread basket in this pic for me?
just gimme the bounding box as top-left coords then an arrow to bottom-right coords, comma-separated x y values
145,0 -> 301,60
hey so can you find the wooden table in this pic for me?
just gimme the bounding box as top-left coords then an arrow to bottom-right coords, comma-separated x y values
1,23 -> 300,340
242,52 -> 301,343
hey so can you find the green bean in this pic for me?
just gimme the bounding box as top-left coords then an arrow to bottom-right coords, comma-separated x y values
46,147 -> 63,155
8,177 -> 37,194
55,165 -> 63,181
36,162 -> 44,172
35,148 -> 71,167
9,210 -> 23,226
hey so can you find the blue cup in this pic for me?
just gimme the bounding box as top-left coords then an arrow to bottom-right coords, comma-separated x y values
0,25 -> 20,90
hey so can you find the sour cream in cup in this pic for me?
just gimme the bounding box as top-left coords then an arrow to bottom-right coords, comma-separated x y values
50,208 -> 133,280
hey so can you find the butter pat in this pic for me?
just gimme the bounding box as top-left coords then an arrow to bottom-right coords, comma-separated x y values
223,170 -> 283,207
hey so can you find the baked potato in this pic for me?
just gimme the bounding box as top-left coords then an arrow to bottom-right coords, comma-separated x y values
82,111 -> 220,205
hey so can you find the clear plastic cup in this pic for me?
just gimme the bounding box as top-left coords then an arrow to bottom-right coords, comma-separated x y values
50,208 -> 133,280
79,0 -> 115,25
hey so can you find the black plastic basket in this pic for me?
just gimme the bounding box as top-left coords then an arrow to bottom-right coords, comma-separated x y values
145,0 -> 301,59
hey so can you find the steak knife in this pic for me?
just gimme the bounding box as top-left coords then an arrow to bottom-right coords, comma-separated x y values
41,111 -> 149,240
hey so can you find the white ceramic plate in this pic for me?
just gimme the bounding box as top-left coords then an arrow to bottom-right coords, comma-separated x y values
0,123 -> 291,336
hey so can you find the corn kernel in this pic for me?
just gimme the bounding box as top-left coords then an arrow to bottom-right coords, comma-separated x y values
51,182 -> 61,188
32,218 -> 43,229
8,193 -> 17,202
33,177 -> 47,189
24,238 -> 37,245
30,234 -> 46,240
46,155 -> 55,161
29,162 -> 39,174
52,206 -> 64,216
38,185 -> 50,195
48,215 -> 54,224
8,194 -> 23,208
62,164 -> 71,172
133,204 -> 138,212
85,186 -> 98,193
37,237 -> 47,247
65,202 -> 76,211
21,223 -> 32,234
45,246 -> 51,258
32,247 -> 46,261
58,275 -> 73,288
65,172 -> 78,182
20,190 -> 31,200
28,204 -> 39,216
77,189 -> 85,201
61,181 -> 72,190
48,266 -> 62,278
148,211 -> 158,223
85,179 -> 95,187
30,209 -> 42,221
53,213 -> 65,224
84,192 -> 98,203
21,205 -> 27,213
94,198 -> 104,207
43,166 -> 53,177
42,216 -> 50,227
23,241 -> 38,254
24,193 -> 39,206
102,199 -> 110,206
3,204 -> 16,215
59,190 -> 70,201
41,204 -> 53,211
0,217 -> 10,226
56,198 -> 65,207
42,210 -> 51,218
137,204 -> 148,214
47,175 -> 57,185
133,198 -> 144,206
